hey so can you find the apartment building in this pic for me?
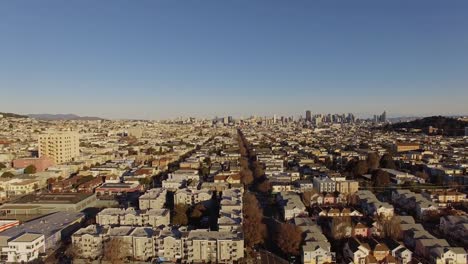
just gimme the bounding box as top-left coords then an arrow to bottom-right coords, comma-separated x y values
71,225 -> 105,259
139,188 -> 167,210
2,233 -> 45,263
335,180 -> 359,194
38,131 -> 80,164
174,188 -> 212,206
183,230 -> 244,263
313,176 -> 336,193
72,225 -> 244,263
96,208 -> 170,227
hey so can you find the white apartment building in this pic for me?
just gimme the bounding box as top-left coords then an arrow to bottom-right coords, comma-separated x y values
2,233 -> 45,263
38,131 -> 80,164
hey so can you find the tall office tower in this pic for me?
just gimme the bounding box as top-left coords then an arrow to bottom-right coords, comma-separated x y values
381,111 -> 387,123
38,131 -> 80,164
305,110 -> 312,122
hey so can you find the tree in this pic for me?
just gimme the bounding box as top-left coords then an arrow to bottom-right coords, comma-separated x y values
347,193 -> 359,205
103,237 -> 131,264
353,160 -> 369,177
275,223 -> 303,256
23,165 -> 37,174
190,203 -> 206,220
372,169 -> 391,187
380,154 -> 396,169
377,215 -> 402,240
172,204 -> 189,225
415,171 -> 429,181
240,168 -> 254,185
146,147 -> 157,155
138,177 -> 152,187
367,152 -> 380,170
0,163 -> 5,169
256,179 -> 271,193
331,217 -> 352,239
253,161 -> 265,178
1,172 -> 14,178
243,193 -> 267,250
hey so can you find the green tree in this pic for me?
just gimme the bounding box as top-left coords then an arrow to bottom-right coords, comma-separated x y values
24,165 -> 37,174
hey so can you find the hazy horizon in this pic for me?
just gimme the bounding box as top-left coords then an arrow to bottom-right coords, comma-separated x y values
1,0 -> 467,119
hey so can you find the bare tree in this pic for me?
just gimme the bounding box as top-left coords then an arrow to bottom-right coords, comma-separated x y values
243,193 -> 267,250
103,237 -> 131,264
377,215 -> 402,240
274,223 -> 303,256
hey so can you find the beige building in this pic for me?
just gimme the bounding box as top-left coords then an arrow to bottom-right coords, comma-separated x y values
183,230 -> 244,263
174,188 -> 212,206
72,225 -> 244,263
38,131 -> 80,164
336,180 -> 359,194
139,188 -> 167,210
96,208 -> 170,227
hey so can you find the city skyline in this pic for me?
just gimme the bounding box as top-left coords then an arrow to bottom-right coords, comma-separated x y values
1,0 -> 468,119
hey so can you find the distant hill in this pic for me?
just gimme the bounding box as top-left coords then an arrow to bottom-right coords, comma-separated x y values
28,113 -> 105,121
386,116 -> 468,136
0,112 -> 28,118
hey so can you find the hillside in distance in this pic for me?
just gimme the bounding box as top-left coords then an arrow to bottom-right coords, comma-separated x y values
386,116 -> 467,136
0,112 -> 28,118
28,113 -> 105,121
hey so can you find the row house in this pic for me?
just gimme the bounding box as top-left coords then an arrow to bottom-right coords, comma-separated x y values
392,189 -> 439,219
318,208 -> 363,218
356,190 -> 394,219
294,218 -> 334,264
343,237 -> 412,264
218,188 -> 243,232
277,192 -> 307,221
422,190 -> 466,207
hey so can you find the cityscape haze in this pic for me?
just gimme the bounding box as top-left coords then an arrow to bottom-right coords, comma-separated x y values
1,0 -> 468,119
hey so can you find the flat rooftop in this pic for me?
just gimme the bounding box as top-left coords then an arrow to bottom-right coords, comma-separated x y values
10,193 -> 94,205
0,211 -> 84,243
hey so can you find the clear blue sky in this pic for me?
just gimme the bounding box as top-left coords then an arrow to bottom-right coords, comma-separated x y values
1,0 -> 467,119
